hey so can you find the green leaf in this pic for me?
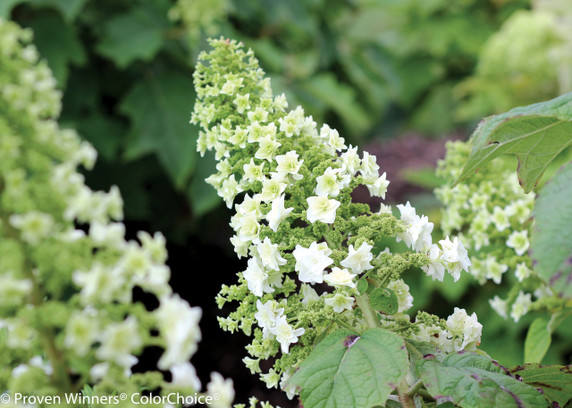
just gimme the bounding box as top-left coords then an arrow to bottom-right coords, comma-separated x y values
119,71 -> 198,190
338,47 -> 390,114
298,73 -> 371,136
26,0 -> 88,21
187,152 -> 220,217
290,328 -> 408,408
400,167 -> 446,190
74,112 -> 124,161
531,162 -> 572,297
356,278 -> 369,295
548,309 -> 572,332
369,287 -> 398,315
96,7 -> 168,68
524,318 -> 551,364
24,11 -> 87,86
417,352 -> 547,408
455,92 -> 572,193
0,0 -> 24,18
510,363 -> 572,406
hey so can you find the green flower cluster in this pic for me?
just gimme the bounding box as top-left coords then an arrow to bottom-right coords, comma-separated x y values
436,140 -> 564,322
457,0 -> 572,120
0,18 -> 232,406
169,0 -> 229,42
193,38 -> 481,400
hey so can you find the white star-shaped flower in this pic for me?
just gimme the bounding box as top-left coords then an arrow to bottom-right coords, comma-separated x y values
256,237 -> 287,271
269,315 -> 305,354
293,242 -> 333,284
340,242 -> 374,274
324,293 -> 355,313
266,194 -> 294,232
306,196 -> 340,224
324,267 -> 356,288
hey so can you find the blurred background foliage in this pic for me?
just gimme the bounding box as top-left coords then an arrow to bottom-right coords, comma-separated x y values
3,0 -> 572,404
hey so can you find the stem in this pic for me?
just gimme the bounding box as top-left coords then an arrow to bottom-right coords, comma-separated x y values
397,380 -> 415,408
356,294 -> 380,328
377,271 -> 392,288
335,318 -> 356,332
24,262 -> 74,394
548,308 -> 572,332
406,379 -> 424,397
415,388 -> 432,399
0,210 -> 73,394
405,339 -> 424,360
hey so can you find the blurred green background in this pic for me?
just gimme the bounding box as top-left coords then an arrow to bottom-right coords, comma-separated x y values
4,0 -> 572,405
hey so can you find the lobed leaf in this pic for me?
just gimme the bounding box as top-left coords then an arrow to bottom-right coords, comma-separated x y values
417,352 -> 547,408
119,72 -> 198,190
455,92 -> 572,193
0,0 -> 88,21
25,12 -> 87,86
510,363 -> 572,407
96,6 -> 168,69
290,328 -> 408,408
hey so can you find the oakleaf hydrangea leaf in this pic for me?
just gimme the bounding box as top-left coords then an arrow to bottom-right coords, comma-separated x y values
96,6 -> 167,68
289,329 -> 408,408
14,0 -> 88,21
510,363 -> 572,407
531,162 -> 572,297
417,352 -> 547,408
120,71 -> 198,190
455,91 -> 572,193
25,12 -> 87,86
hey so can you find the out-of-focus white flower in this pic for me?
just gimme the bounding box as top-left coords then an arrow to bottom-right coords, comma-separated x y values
9,211 -> 54,244
506,230 -> 529,256
155,295 -> 202,370
489,295 -> 508,318
96,316 -> 141,370
492,206 -> 510,231
515,262 -> 532,282
170,362 -> 201,390
207,372 -> 235,408
510,291 -> 532,322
